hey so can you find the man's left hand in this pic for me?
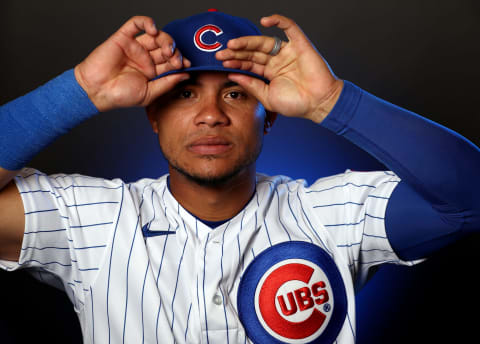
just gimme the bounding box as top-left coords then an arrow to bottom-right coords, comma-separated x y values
215,14 -> 343,123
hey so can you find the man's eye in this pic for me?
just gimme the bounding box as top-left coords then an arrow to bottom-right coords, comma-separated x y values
179,90 -> 192,98
227,91 -> 243,99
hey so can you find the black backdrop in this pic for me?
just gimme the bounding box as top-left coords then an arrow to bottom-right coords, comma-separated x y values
1,1 -> 479,343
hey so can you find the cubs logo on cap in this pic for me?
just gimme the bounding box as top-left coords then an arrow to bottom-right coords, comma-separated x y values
238,241 -> 347,343
193,24 -> 223,52
157,10 -> 268,82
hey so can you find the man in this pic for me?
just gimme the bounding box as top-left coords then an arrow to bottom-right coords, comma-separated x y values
0,10 -> 478,344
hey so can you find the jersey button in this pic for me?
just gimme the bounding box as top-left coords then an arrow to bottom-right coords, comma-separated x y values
213,294 -> 223,305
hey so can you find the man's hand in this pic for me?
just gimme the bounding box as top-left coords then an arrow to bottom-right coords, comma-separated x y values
74,16 -> 190,112
215,14 -> 343,123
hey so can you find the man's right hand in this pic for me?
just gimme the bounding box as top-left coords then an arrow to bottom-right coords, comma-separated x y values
74,16 -> 190,112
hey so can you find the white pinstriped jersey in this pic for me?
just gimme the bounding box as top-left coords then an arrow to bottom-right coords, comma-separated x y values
0,167 -> 418,343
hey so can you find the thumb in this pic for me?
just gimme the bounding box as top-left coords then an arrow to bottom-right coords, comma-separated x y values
227,73 -> 270,108
142,73 -> 190,106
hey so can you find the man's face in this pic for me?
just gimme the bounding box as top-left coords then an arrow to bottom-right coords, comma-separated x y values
147,72 -> 275,185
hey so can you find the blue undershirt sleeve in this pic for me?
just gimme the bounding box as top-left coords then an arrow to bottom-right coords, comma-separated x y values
0,69 -> 99,170
321,80 -> 480,260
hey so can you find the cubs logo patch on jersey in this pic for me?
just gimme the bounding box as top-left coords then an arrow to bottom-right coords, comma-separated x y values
238,241 -> 347,343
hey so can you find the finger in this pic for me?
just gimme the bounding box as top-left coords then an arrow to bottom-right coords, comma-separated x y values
136,33 -> 158,51
118,16 -> 158,39
149,48 -> 167,65
138,31 -> 176,57
260,14 -> 305,42
119,41 -> 156,79
222,60 -> 265,76
183,56 -> 192,68
227,73 -> 269,106
216,49 -> 269,65
154,56 -> 182,76
156,31 -> 176,58
224,36 -> 281,55
143,73 -> 190,106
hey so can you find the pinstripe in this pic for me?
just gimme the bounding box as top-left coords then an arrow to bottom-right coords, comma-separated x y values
263,219 -> 273,246
274,189 -> 292,240
24,228 -> 66,234
90,286 -> 95,344
155,232 -> 171,344
313,201 -> 364,208
347,314 -> 355,341
184,303 -> 192,341
365,213 -> 385,220
65,201 -> 119,207
122,198 -> 144,344
202,232 -> 211,344
25,208 -> 58,215
52,184 -> 124,191
306,182 -> 376,194
324,218 -> 365,227
296,189 -> 332,256
106,183 -> 125,344
19,259 -> 72,267
170,219 -> 189,331
196,275 -> 200,335
21,245 -> 69,250
286,189 -> 313,243
220,222 -> 231,342
70,222 -> 114,229
219,288 -> 230,344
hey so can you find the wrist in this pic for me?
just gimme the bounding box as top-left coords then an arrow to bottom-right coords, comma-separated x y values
307,79 -> 344,124
74,64 -> 105,112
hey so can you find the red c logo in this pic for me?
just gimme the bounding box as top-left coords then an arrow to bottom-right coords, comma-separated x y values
193,24 -> 223,52
256,262 -> 332,341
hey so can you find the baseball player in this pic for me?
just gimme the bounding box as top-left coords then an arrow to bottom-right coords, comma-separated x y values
0,10 -> 479,344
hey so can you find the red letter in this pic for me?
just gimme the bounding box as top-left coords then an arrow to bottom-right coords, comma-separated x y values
294,287 -> 314,311
311,281 -> 329,305
277,292 -> 297,316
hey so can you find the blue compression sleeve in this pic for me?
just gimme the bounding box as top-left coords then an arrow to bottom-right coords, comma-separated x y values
321,81 -> 480,260
0,69 -> 99,170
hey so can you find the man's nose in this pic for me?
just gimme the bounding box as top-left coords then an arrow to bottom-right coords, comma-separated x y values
193,98 -> 230,127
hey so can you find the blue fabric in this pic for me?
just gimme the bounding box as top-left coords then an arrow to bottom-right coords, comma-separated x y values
0,69 -> 98,170
322,81 -> 480,260
156,10 -> 269,83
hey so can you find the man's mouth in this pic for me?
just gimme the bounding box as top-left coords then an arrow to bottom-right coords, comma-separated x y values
188,136 -> 233,155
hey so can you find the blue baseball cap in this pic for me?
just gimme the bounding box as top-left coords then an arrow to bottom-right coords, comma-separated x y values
157,9 -> 268,83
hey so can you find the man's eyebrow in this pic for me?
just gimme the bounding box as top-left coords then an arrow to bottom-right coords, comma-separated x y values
173,78 -> 198,89
223,81 -> 239,88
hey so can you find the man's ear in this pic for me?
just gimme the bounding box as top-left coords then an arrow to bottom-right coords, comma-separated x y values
264,111 -> 278,134
145,103 -> 159,134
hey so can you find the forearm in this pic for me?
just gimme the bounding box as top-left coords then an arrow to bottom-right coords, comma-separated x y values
321,81 -> 480,258
322,81 -> 480,216
0,69 -> 99,172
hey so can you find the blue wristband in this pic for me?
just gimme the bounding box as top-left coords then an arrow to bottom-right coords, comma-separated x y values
0,69 -> 99,170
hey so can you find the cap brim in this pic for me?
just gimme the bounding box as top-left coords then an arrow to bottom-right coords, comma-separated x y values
154,66 -> 269,84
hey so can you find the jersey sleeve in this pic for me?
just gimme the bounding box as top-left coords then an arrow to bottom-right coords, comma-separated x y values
0,167 -> 125,310
303,170 -> 423,289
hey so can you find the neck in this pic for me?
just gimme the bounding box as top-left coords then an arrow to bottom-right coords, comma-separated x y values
168,166 -> 256,222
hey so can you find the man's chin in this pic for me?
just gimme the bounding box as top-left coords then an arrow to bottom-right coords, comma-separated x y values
171,164 -> 246,187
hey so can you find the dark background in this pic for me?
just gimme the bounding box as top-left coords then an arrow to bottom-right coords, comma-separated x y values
1,1 -> 479,343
